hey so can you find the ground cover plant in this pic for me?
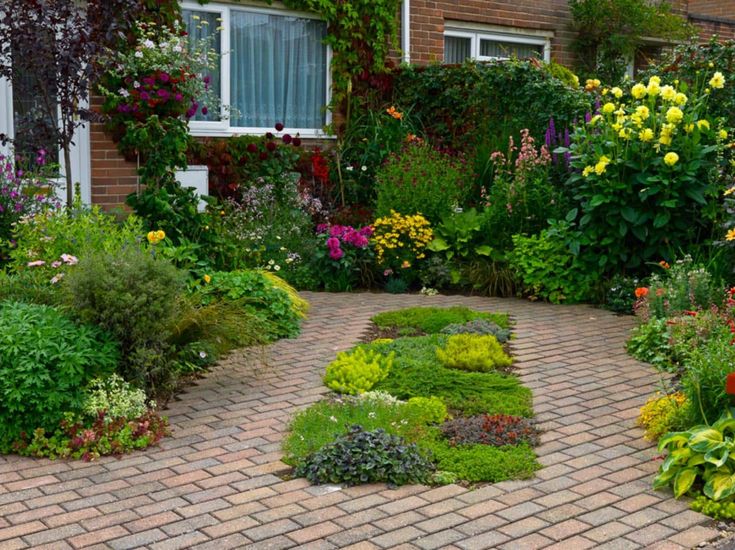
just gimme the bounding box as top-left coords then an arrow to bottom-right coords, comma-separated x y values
284,307 -> 539,486
371,306 -> 509,336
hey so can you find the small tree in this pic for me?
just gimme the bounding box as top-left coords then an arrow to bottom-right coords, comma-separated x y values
0,0 -> 135,206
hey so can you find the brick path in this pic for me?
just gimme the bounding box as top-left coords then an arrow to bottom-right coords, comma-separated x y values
0,292 -> 722,549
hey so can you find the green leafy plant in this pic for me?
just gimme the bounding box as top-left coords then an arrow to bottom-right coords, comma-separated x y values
637,392 -> 690,441
691,495 -> 735,520
436,334 -> 512,372
375,143 -> 469,224
441,319 -> 511,343
372,306 -> 509,335
626,318 -> 673,370
64,246 -> 185,395
370,336 -> 532,417
509,221 -> 595,303
0,301 -> 119,449
198,270 -> 306,340
82,375 -> 149,422
682,334 -> 735,426
294,425 -> 434,486
405,397 -> 449,424
324,348 -> 394,395
428,208 -> 493,283
604,273 -> 643,314
654,412 -> 735,500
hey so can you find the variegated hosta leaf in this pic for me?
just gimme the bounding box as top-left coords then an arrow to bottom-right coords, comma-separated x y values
689,428 -> 725,453
704,471 -> 735,501
673,468 -> 697,498
704,445 -> 730,468
658,431 -> 689,452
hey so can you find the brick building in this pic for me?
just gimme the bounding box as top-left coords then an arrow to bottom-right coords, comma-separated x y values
1,0 -> 733,209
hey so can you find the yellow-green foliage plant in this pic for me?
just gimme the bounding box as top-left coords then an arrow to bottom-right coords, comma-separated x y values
637,391 -> 690,441
259,270 -> 309,319
435,334 -> 512,372
324,348 -> 395,395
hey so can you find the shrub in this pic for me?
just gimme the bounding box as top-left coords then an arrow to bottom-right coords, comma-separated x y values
372,306 -> 509,335
604,274 -> 643,314
561,73 -> 726,274
440,414 -> 540,447
626,318 -> 673,370
509,221 -> 595,303
441,319 -> 511,343
324,348 -> 394,395
294,425 -> 434,486
198,270 -> 305,339
15,410 -> 169,461
0,301 -> 119,449
436,334 -> 512,372
691,496 -> 735,520
82,375 -> 149,422
637,392 -> 690,441
370,336 -> 532,417
313,224 -> 374,291
375,143 -> 468,224
405,397 -> 449,424
64,246 -> 185,394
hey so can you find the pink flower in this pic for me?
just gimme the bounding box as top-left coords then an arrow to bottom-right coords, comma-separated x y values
316,224 -> 329,234
329,247 -> 344,260
326,237 -> 340,249
27,260 -> 46,267
51,261 -> 62,268
50,273 -> 64,284
61,254 -> 78,265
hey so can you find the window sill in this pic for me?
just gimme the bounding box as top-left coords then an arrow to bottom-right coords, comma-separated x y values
188,126 -> 336,140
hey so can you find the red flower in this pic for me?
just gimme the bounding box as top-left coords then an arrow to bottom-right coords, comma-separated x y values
275,122 -> 284,131
634,287 -> 649,299
246,143 -> 258,154
265,141 -> 277,152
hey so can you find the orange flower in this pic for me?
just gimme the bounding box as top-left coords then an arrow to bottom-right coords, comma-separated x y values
659,261 -> 670,269
386,106 -> 403,120
656,288 -> 665,297
634,287 -> 649,299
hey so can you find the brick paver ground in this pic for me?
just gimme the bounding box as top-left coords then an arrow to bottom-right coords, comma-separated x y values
0,292 -> 722,549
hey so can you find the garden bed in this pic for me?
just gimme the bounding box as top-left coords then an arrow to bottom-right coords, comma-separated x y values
281,306 -> 540,487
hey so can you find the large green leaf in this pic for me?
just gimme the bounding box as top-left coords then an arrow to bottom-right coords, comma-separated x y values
690,428 -> 724,453
705,445 -> 730,468
658,432 -> 689,452
427,237 -> 450,252
673,468 -> 697,498
704,471 -> 735,501
713,418 -> 735,434
475,245 -> 492,257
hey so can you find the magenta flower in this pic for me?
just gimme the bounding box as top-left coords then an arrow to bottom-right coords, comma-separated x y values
326,237 -> 340,249
329,247 -> 344,260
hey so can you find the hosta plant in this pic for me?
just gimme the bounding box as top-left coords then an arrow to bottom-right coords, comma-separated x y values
654,412 -> 735,500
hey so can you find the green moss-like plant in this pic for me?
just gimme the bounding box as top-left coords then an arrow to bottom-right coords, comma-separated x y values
324,347 -> 394,395
436,334 -> 512,372
371,306 -> 509,335
406,396 -> 449,424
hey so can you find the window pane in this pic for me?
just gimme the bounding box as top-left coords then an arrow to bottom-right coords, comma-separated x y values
480,39 -> 542,60
444,36 -> 471,63
230,11 -> 327,129
182,9 -> 222,121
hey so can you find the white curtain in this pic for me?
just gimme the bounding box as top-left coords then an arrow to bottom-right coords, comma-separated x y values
480,39 -> 541,60
444,36 -> 471,64
182,9 -> 222,121
230,11 -> 327,129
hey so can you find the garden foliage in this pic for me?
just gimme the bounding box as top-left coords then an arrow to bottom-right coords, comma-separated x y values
324,348 -> 394,395
435,334 -> 512,372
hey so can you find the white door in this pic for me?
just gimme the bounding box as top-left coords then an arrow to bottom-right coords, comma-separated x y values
0,76 -> 91,204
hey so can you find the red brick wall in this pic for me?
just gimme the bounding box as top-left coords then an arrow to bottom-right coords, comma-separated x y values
689,0 -> 734,19
409,0 -> 577,66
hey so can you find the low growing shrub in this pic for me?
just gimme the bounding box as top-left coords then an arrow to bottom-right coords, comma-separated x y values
436,334 -> 512,372
372,306 -> 508,335
0,301 -> 119,449
83,375 -> 149,422
691,495 -> 735,520
440,414 -> 540,447
294,425 -> 434,486
626,318 -> 673,371
324,348 -> 394,395
682,334 -> 735,426
405,396 -> 449,424
441,319 -> 511,343
637,392 -> 690,441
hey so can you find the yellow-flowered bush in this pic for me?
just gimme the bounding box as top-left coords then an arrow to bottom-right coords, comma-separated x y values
372,211 -> 433,277
561,73 -> 730,273
637,391 -> 690,441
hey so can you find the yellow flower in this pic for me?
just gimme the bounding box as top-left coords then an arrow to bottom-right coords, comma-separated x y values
647,81 -> 661,96
611,87 -> 623,98
665,107 -> 683,124
585,78 -> 601,91
649,76 -> 661,85
582,166 -> 594,177
602,102 -> 616,114
635,105 -> 650,120
697,119 -> 711,131
660,85 -> 676,101
710,71 -> 726,89
155,230 -> 166,242
674,92 -> 688,105
631,83 -> 647,99
659,133 -> 673,146
588,114 -> 602,126
684,123 -> 694,133
727,228 -> 735,241
720,129 -> 729,140
619,128 -> 632,140
724,186 -> 735,196
664,152 -> 679,166
401,260 -> 411,269
203,274 -> 212,284
594,155 -> 610,175
639,128 -> 654,142
146,231 -> 156,244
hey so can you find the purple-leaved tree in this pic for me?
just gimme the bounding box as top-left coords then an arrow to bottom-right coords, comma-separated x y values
0,0 -> 136,206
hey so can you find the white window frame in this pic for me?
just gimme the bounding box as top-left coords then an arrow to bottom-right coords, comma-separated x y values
0,77 -> 91,204
444,25 -> 552,63
182,1 -> 333,139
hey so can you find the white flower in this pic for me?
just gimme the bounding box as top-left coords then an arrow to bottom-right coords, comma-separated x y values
199,351 -> 207,359
143,39 -> 155,49
361,165 -> 368,172
133,81 -> 140,89
329,416 -> 338,423
173,45 -> 183,53
274,265 -> 281,271
368,412 -> 376,419
134,51 -> 143,58
119,88 -> 130,98
50,273 -> 64,284
268,259 -> 275,265
345,166 -> 354,172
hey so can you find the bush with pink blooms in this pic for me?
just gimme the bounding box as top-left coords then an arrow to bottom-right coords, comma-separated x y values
314,224 -> 374,291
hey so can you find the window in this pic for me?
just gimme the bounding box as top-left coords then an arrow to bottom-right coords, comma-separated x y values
444,27 -> 551,64
182,3 -> 330,137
